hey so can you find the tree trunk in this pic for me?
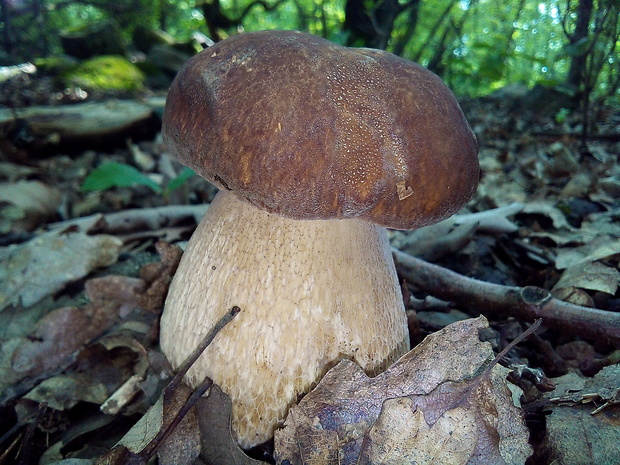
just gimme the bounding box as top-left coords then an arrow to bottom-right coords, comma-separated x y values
0,0 -> 14,56
566,0 -> 593,89
392,0 -> 421,56
344,0 -> 404,49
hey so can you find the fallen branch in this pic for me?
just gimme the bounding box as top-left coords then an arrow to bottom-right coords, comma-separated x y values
48,204 -> 208,235
393,248 -> 620,346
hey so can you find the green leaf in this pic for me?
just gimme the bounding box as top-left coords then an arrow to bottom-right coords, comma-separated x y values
82,162 -> 161,193
165,167 -> 195,193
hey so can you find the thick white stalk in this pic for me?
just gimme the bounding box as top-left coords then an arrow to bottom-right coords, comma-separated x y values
160,190 -> 409,448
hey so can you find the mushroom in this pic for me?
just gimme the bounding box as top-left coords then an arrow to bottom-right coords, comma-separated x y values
160,30 -> 479,448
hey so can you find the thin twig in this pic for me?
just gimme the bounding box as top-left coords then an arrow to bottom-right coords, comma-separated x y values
166,305 -> 241,392
17,402 -> 48,465
139,376 -> 214,460
139,305 -> 240,460
393,248 -> 620,346
95,306 -> 240,464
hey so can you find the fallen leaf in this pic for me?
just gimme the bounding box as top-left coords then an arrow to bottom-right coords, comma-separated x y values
358,398 -> 476,465
535,403 -> 620,464
0,180 -> 61,232
555,236 -> 620,270
86,275 -> 146,317
24,373 -> 109,410
0,230 -> 123,310
547,364 -> 620,412
138,241 -> 182,312
552,261 -> 619,302
550,286 -> 594,307
7,302 -> 120,386
158,383 -> 201,465
543,142 -> 580,178
38,411 -> 119,465
113,382 -> 201,465
274,317 -> 532,465
196,384 -> 266,465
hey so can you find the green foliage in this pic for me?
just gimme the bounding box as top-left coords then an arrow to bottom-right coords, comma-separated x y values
555,107 -> 571,123
62,56 -> 145,92
32,56 -> 78,76
82,162 -> 196,196
1,0 -> 617,102
82,162 -> 161,193
166,167 -> 196,192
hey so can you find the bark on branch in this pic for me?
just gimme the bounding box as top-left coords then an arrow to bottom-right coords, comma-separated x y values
393,248 -> 620,346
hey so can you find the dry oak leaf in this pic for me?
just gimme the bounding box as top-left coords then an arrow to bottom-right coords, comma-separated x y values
274,316 -> 532,465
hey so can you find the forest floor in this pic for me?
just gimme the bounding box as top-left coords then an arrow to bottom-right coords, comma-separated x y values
0,74 -> 619,464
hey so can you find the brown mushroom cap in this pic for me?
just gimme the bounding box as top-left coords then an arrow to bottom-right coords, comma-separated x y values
163,30 -> 478,229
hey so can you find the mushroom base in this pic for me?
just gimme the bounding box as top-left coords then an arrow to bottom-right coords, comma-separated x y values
160,191 -> 410,448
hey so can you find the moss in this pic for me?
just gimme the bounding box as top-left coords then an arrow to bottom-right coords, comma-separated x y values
62,55 -> 144,92
33,56 -> 79,76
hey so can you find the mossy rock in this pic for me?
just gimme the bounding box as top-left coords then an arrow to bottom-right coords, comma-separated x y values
33,56 -> 79,76
62,56 -> 145,92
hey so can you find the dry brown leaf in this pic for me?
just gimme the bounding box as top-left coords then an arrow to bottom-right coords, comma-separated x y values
529,365 -> 620,463
86,275 -> 146,317
24,373 -> 109,410
551,261 -> 619,307
358,398 -> 476,465
547,364 -> 620,412
543,142 -> 580,178
550,286 -> 595,307
158,383 -> 202,465
536,403 -> 620,464
116,394 -> 165,454
0,180 -> 61,232
196,384 -> 267,465
138,241 -> 182,312
555,236 -> 620,270
274,317 -> 531,465
0,229 -> 123,310
9,302 -> 119,381
111,383 -> 202,465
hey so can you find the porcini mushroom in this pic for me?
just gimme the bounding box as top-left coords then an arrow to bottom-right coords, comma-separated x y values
160,30 -> 479,448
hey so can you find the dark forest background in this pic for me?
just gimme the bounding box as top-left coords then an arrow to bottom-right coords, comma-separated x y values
1,0 -> 618,103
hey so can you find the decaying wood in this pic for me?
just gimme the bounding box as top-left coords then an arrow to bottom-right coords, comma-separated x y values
393,248 -> 620,346
49,204 -> 208,236
0,99 -> 164,153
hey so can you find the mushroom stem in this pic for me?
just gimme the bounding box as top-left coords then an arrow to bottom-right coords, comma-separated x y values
160,190 -> 409,448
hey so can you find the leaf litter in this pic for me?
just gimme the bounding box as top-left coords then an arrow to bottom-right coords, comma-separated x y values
275,317 -> 534,465
0,81 -> 619,464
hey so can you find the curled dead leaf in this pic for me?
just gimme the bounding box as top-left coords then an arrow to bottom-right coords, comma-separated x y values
275,317 -> 532,465
0,180 -> 61,232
